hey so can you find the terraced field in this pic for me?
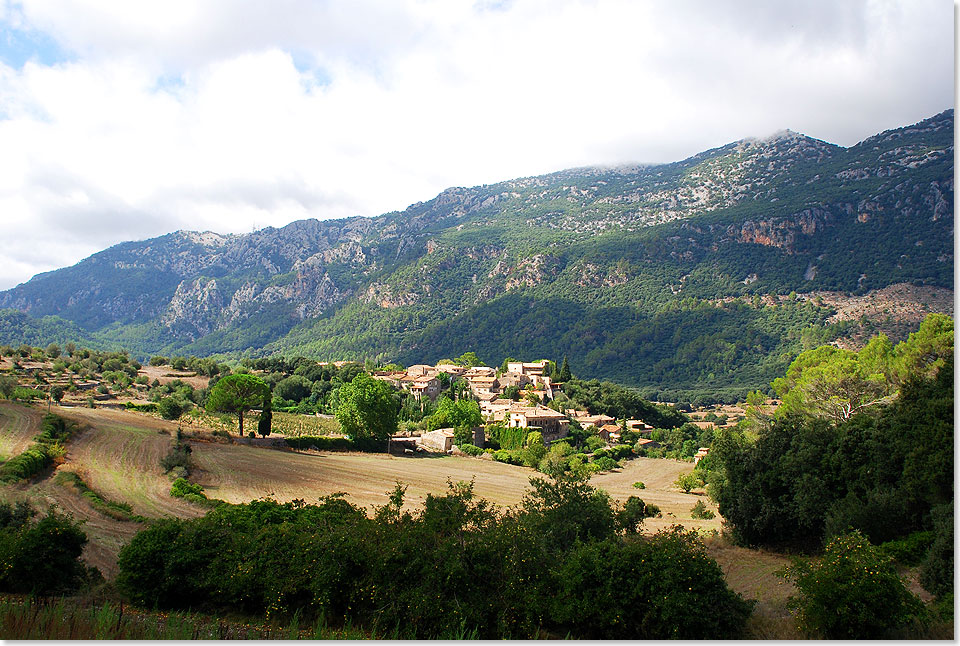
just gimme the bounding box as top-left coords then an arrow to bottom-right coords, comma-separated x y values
591,456 -> 722,533
53,406 -> 203,521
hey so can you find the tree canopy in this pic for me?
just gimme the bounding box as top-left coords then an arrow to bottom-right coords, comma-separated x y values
206,374 -> 270,436
334,372 -> 399,446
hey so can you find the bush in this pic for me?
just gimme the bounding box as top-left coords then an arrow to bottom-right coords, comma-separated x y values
492,449 -> 523,465
115,482 -> 751,639
879,530 -> 935,566
920,502 -> 953,598
690,500 -> 715,519
590,456 -> 618,472
285,436 -> 355,451
170,478 -> 205,499
0,505 -> 97,595
781,531 -> 926,638
632,481 -> 646,489
549,528 -> 753,639
160,443 -> 192,473
457,443 -> 484,456
0,447 -> 52,482
158,397 -> 184,420
124,401 -> 158,412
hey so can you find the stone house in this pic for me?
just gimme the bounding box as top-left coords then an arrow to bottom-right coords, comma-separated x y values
409,376 -> 441,402
508,405 -> 570,443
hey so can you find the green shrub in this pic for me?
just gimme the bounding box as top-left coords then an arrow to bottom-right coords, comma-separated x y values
158,397 -> 184,420
170,478 -> 205,499
457,443 -> 484,456
632,481 -> 645,489
0,504 -> 97,595
920,502 -> 953,598
116,482 -> 751,639
549,528 -> 753,639
690,500 -> 715,519
12,386 -> 40,401
124,401 -> 158,412
590,456 -> 618,472
492,449 -> 523,465
160,443 -> 192,473
879,530 -> 935,566
0,447 -> 51,482
780,531 -> 925,638
285,436 -> 355,451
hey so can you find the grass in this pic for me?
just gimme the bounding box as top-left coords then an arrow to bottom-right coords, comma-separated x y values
0,596 -> 373,640
54,471 -> 149,523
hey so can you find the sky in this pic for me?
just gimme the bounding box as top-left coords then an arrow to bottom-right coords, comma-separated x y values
0,0 -> 954,291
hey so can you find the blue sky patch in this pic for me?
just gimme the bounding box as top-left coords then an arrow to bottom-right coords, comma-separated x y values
0,20 -> 71,69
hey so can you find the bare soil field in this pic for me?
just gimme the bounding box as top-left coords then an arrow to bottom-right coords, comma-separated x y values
591,456 -> 721,533
0,405 -> 716,580
0,401 -> 43,459
191,444 -> 539,511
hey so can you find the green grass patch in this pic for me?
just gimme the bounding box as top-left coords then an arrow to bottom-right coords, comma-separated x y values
54,471 -> 149,523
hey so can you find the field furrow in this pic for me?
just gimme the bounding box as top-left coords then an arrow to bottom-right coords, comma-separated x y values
0,401 -> 43,459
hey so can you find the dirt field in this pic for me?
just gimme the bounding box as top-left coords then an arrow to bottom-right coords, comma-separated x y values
591,456 -> 722,533
191,444 -> 538,511
704,536 -> 801,638
138,365 -> 211,390
0,401 -> 44,459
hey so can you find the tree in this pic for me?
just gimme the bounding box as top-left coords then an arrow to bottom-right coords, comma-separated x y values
158,396 -> 184,421
773,337 -> 896,423
893,313 -> 953,384
558,356 -> 572,382
257,400 -> 272,438
454,351 -> 483,367
334,373 -> 399,445
781,531 -> 924,638
206,374 -> 270,437
49,385 -> 64,405
674,472 -> 702,493
274,375 -> 312,403
0,375 -> 17,399
45,343 -> 61,360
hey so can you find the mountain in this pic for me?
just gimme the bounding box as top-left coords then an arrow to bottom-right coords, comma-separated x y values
0,110 -> 953,400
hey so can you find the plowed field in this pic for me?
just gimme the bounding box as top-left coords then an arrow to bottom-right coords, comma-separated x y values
0,401 -> 44,459
191,446 -> 538,511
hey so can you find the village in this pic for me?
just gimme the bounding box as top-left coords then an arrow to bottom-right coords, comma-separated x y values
369,358 -> 745,462
0,343 -> 758,470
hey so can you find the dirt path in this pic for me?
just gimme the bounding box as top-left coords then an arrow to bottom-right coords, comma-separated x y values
0,401 -> 44,459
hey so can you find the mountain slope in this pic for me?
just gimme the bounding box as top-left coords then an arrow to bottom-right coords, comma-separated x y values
0,110 -> 953,397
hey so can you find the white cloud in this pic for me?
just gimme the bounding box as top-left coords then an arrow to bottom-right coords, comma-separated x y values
0,0 -> 953,290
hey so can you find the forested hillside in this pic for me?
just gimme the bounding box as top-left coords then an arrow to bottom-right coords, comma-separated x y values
0,110 -> 952,398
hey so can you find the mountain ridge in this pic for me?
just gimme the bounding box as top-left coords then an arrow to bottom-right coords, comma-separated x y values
0,109 -> 953,398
